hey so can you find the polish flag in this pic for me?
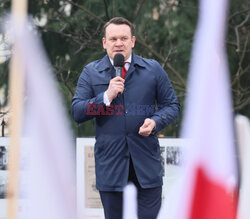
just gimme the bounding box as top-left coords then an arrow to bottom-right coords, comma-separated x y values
158,0 -> 238,218
179,0 -> 238,218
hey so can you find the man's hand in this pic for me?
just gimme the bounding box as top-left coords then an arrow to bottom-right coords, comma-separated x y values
106,76 -> 125,102
139,118 -> 156,136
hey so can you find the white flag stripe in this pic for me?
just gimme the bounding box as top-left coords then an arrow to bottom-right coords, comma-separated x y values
123,183 -> 138,219
182,0 -> 236,185
8,17 -> 76,219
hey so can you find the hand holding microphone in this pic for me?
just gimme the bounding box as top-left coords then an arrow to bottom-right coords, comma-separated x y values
106,54 -> 125,102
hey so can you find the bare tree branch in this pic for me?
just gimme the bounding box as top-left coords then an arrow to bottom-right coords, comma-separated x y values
229,8 -> 250,20
136,37 -> 186,88
103,0 -> 110,20
241,63 -> 250,75
162,48 -> 173,68
162,37 -> 193,69
171,86 -> 186,93
59,70 -> 74,97
235,97 -> 250,110
177,94 -> 186,99
53,59 -> 75,97
65,0 -> 105,24
132,0 -> 146,22
63,81 -> 74,97
232,36 -> 249,86
234,12 -> 250,52
166,64 -> 186,88
43,28 -> 82,46
239,36 -> 249,68
73,44 -> 86,55
226,40 -> 237,47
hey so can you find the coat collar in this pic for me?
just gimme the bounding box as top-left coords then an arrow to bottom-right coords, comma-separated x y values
96,54 -> 113,72
96,52 -> 146,73
132,52 -> 146,69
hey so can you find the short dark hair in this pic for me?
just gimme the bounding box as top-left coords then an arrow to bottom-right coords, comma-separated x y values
103,17 -> 135,37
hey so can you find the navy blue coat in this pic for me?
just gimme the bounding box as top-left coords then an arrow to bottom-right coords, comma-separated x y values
72,53 -> 180,191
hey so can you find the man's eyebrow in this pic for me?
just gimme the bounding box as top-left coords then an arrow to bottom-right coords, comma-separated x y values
110,35 -> 129,38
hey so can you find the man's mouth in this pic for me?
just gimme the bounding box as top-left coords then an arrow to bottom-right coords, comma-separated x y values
114,50 -> 124,53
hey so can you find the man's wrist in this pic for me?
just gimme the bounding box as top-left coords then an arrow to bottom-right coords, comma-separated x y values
150,119 -> 157,134
150,119 -> 156,129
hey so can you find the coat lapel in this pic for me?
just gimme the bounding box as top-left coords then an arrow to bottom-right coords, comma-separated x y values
96,53 -> 146,82
125,52 -> 146,80
96,55 -> 116,82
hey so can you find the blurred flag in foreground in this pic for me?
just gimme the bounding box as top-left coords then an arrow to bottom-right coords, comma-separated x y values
123,183 -> 138,219
7,17 -> 76,219
158,0 -> 238,218
236,115 -> 250,219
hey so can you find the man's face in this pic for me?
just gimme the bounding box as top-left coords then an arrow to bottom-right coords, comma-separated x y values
102,24 -> 136,61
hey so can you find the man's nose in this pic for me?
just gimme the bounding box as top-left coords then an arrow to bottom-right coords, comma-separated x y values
115,39 -> 123,46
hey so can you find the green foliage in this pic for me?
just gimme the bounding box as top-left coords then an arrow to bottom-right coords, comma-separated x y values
227,0 -> 250,116
0,0 -> 249,137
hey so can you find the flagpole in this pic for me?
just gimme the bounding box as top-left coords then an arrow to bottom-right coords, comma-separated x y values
7,1 -> 27,219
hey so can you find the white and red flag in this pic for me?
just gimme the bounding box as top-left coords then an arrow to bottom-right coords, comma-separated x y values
158,0 -> 238,218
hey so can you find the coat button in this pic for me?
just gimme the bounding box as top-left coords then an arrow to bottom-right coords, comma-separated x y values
125,109 -> 128,114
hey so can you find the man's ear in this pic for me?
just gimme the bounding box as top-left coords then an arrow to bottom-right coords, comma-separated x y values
102,37 -> 106,49
132,36 -> 136,48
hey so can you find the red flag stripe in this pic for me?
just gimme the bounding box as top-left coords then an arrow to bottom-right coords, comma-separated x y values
190,166 -> 237,219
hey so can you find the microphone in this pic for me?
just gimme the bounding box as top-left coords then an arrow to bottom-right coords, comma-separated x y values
114,54 -> 124,77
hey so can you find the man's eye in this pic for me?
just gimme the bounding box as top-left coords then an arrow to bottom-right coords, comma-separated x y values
122,37 -> 128,41
110,38 -> 116,42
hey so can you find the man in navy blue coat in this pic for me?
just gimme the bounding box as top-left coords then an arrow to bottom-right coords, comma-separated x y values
72,17 -> 180,219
